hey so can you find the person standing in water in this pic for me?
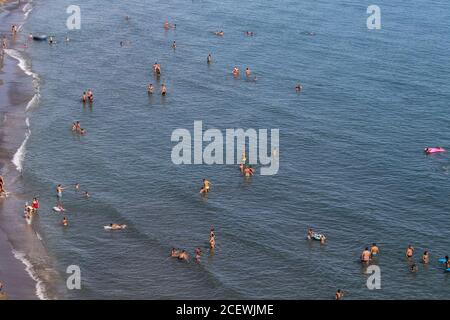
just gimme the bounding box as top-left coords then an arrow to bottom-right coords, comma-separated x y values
406,245 -> 414,258
172,41 -> 176,50
31,198 -> 39,212
370,243 -> 379,257
160,84 -> 167,95
147,83 -> 154,94
56,184 -> 65,199
422,251 -> 429,264
195,248 -> 202,261
361,247 -> 371,263
200,179 -> 210,193
245,67 -> 251,77
62,217 -> 68,227
335,289 -> 343,300
209,236 -> 216,250
232,67 -> 239,77
207,53 -> 212,64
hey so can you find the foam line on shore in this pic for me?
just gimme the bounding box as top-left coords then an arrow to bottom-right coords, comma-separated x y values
12,250 -> 48,300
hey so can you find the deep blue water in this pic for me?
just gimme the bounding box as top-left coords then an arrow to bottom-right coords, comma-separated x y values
16,0 -> 450,298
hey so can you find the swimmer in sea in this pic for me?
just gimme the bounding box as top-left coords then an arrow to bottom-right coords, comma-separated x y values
171,248 -> 180,258
335,289 -> 343,300
243,166 -> 254,177
195,248 -> 202,261
164,21 -> 170,30
84,191 -> 90,198
406,245 -> 414,258
410,264 -> 418,273
295,83 -> 303,92
210,227 -> 215,240
147,83 -> 154,94
172,41 -> 176,49
320,234 -> 326,244
370,243 -> 379,257
232,67 -> 239,77
245,67 -> 251,77
209,236 -> 216,250
422,251 -> 429,264
178,250 -> 189,261
200,178 -> 210,194
239,163 -> 244,173
361,247 -> 371,263
82,92 -> 87,103
155,64 -> 161,76
62,217 -> 68,227
109,223 -> 123,230
207,53 -> 212,64
307,228 -> 314,240
75,183 -> 80,191
160,84 -> 167,95
214,31 -> 224,36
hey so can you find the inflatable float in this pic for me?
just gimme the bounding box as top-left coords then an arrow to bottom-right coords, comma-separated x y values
32,35 -> 47,41
311,233 -> 323,241
52,206 -> 65,212
424,147 -> 445,154
104,224 -> 127,230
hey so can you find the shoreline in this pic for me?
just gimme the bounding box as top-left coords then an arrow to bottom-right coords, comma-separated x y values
0,0 -> 59,300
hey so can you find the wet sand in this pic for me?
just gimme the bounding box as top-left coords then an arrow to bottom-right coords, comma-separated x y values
0,0 -> 41,300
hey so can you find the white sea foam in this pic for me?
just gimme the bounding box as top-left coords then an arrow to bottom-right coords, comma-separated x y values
23,4 -> 33,18
12,127 -> 30,173
12,250 -> 48,300
25,92 -> 40,111
4,49 -> 38,80
4,49 -> 41,111
4,49 -> 40,172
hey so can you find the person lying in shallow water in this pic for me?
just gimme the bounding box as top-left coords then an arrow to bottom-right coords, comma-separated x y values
109,223 -> 123,230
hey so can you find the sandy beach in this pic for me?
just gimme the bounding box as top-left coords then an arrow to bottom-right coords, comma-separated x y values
0,0 -> 47,300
